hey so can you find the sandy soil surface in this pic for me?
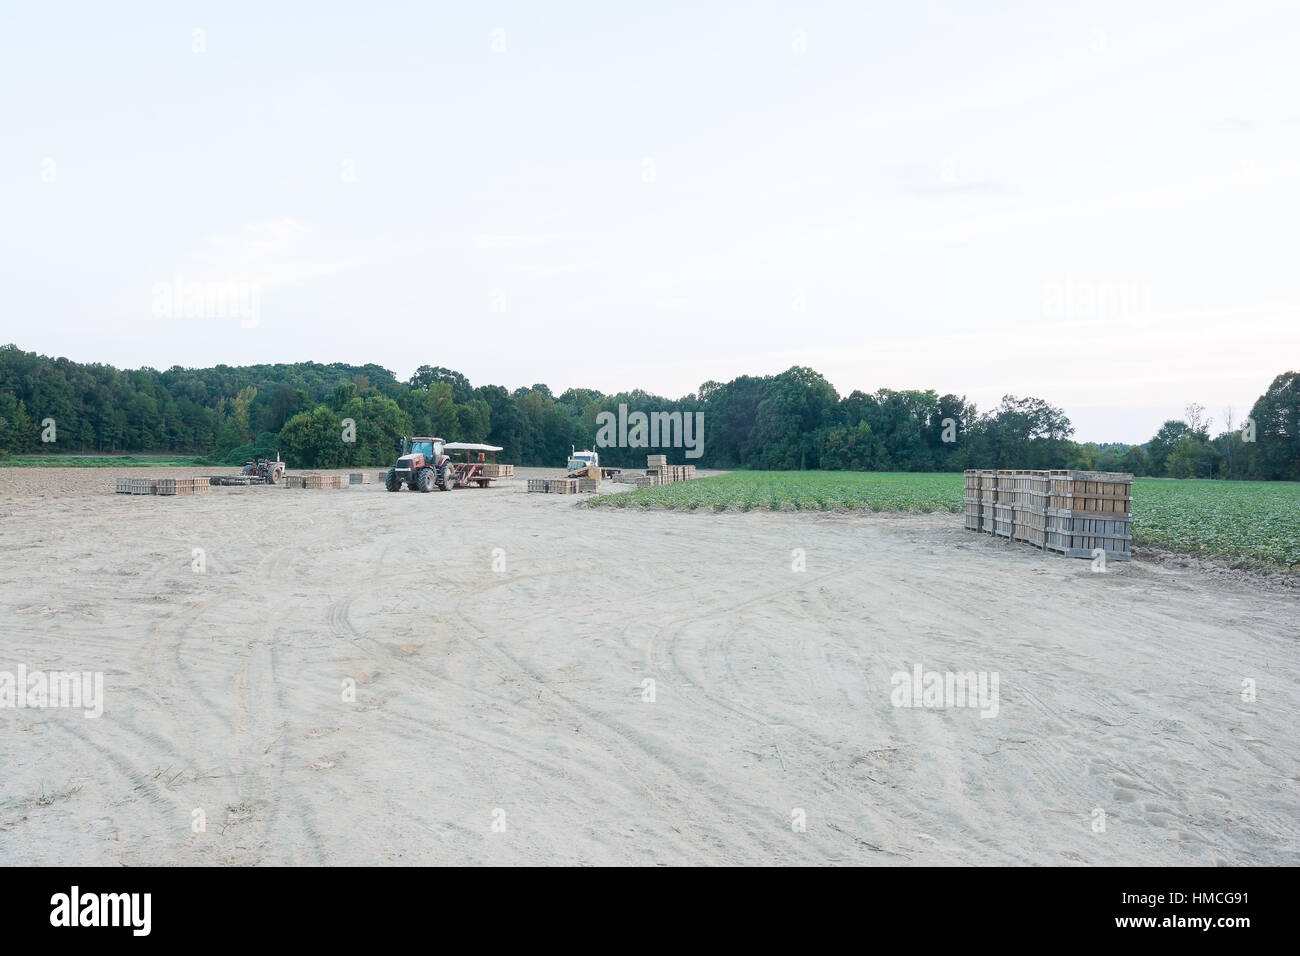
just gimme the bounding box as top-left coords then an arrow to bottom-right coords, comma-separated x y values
1,467 -> 1296,865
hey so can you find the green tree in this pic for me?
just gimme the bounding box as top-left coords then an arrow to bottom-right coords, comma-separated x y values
1248,371 -> 1300,480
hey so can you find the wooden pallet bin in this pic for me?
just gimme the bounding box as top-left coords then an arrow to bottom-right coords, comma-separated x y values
993,503 -> 1015,538
1045,511 -> 1132,560
1047,470 -> 1132,515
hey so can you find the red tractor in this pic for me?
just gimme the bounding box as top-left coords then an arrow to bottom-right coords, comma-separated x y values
385,437 -> 459,492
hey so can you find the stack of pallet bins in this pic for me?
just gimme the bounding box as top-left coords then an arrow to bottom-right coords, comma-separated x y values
965,469 -> 1132,561
993,470 -> 1016,538
1045,471 -> 1132,560
527,478 -> 580,494
978,470 -> 998,533
155,477 -> 211,496
349,473 -> 371,485
302,475 -> 343,490
577,477 -> 598,493
115,477 -> 156,495
1011,470 -> 1050,548
644,457 -> 697,483
481,463 -> 514,479
963,471 -> 982,531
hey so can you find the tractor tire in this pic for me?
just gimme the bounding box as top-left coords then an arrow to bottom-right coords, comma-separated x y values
418,468 -> 437,493
439,467 -> 457,491
385,468 -> 402,492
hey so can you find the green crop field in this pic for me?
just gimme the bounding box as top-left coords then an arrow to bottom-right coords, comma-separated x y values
588,471 -> 1300,568
0,454 -> 206,468
1131,478 -> 1300,568
588,471 -> 963,513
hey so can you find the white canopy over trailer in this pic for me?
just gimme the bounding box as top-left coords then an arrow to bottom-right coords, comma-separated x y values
442,443 -> 505,453
440,443 -> 514,488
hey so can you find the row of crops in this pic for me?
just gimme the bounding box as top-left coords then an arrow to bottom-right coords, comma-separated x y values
587,471 -> 1300,568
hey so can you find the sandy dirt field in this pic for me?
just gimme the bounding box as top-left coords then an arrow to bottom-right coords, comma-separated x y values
1,467 -> 1297,865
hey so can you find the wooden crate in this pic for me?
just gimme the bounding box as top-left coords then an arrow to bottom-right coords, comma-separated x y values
993,503 -> 1015,538
980,498 -> 998,534
155,476 -> 204,496
964,470 -> 980,497
156,477 -> 211,496
1048,471 -> 1132,516
349,472 -> 371,485
116,477 -> 156,495
646,454 -> 667,469
1045,510 -> 1132,560
528,478 -> 579,494
577,477 -> 599,493
1013,506 -> 1047,548
964,496 -> 982,532
978,470 -> 998,505
480,463 -> 514,479
303,475 -> 341,490
1012,470 -> 1051,511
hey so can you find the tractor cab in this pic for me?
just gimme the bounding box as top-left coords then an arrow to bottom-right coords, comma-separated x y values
401,437 -> 444,468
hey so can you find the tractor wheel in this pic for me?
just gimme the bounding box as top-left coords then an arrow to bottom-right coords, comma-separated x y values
418,468 -> 437,493
439,467 -> 457,491
385,468 -> 401,492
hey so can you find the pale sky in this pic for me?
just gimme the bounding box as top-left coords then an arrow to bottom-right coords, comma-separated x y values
3,0 -> 1298,443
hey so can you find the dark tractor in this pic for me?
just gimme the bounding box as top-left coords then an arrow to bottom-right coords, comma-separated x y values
385,437 -> 459,492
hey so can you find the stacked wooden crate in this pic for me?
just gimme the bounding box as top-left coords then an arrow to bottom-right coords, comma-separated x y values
992,470 -> 1016,538
302,475 -> 343,490
155,477 -> 211,496
1045,471 -> 1133,560
978,470 -> 998,533
527,478 -> 580,494
644,456 -> 696,483
481,463 -> 514,479
349,472 -> 371,485
965,469 -> 1132,561
1011,470 -> 1051,548
963,470 -> 982,531
115,477 -> 156,495
577,477 -> 599,493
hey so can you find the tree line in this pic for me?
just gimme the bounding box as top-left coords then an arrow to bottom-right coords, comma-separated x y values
1,345 -> 1295,480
